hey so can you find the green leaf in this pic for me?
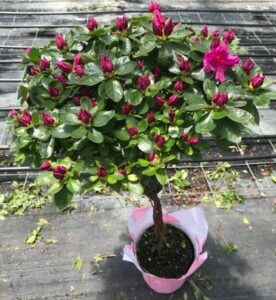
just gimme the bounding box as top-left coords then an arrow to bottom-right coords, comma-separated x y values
128,174 -> 138,182
225,107 -> 255,125
170,27 -> 191,39
158,43 -> 173,67
87,128 -> 104,143
134,40 -> 156,57
38,138 -> 55,159
138,138 -> 153,153
36,171 -> 53,186
29,47 -> 40,63
32,126 -> 50,141
67,178 -> 81,194
195,112 -> 216,133
54,186 -> 73,211
138,119 -> 148,132
156,169 -> 167,185
116,61 -> 136,75
124,89 -> 143,106
120,38 -> 132,55
107,174 -> 118,185
114,128 -> 130,141
92,110 -> 115,127
271,175 -> 276,183
138,159 -> 150,167
185,103 -> 209,111
143,167 -> 156,176
59,112 -> 81,125
51,125 -> 76,138
221,120 -> 242,143
71,126 -> 87,139
203,79 -> 216,97
105,80 -> 123,102
128,182 -> 144,194
168,126 -> 179,138
162,155 -> 176,163
253,95 -> 270,106
72,255 -> 83,272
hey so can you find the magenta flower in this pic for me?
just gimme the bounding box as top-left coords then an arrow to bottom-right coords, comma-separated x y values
181,133 -> 188,141
17,110 -> 32,127
152,11 -> 173,37
153,65 -> 161,82
55,73 -> 67,86
251,73 -> 265,89
73,96 -> 81,106
146,112 -> 156,124
212,92 -> 229,107
178,58 -> 191,73
167,94 -> 178,106
223,28 -> 235,44
56,61 -> 73,73
137,75 -> 150,91
78,109 -> 92,124
56,33 -> 67,50
40,161 -> 52,170
116,16 -> 128,32
137,59 -> 144,69
128,127 -> 139,137
201,25 -> 208,37
87,17 -> 98,31
203,43 -> 240,82
148,2 -> 161,13
39,57 -> 50,71
40,111 -> 55,126
49,87 -> 60,98
100,54 -> 114,73
173,80 -> 184,91
168,109 -> 175,124
53,165 -> 67,181
155,96 -> 165,107
188,137 -> 200,145
148,151 -> 156,161
121,102 -> 133,115
74,64 -> 85,77
118,169 -> 127,176
96,166 -> 107,177
153,134 -> 165,148
242,58 -> 254,75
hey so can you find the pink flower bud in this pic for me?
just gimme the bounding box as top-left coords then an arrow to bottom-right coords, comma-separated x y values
173,80 -> 184,91
39,57 -> 50,71
29,66 -> 38,76
167,94 -> 178,106
178,59 -> 191,73
251,73 -> 265,89
87,17 -> 98,31
9,109 -> 17,118
153,65 -> 161,82
116,16 -> 128,32
136,59 -> 144,69
164,18 -> 173,36
96,166 -> 107,177
210,38 -> 220,49
201,25 -> 208,37
74,64 -> 85,77
242,58 -> 254,75
40,161 -> 51,170
121,102 -> 133,115
188,136 -> 200,145
153,134 -> 165,148
26,47 -> 31,55
55,33 -> 67,50
128,127 -> 139,137
56,61 -> 73,73
48,87 -> 60,98
148,151 -> 156,161
148,2 -> 161,13
55,73 -> 67,86
168,109 -> 175,124
73,53 -> 82,66
53,165 -> 67,180
73,96 -> 81,106
17,110 -> 32,127
137,74 -> 150,91
40,111 -> 54,126
193,37 -> 200,44
212,92 -> 229,107
223,28 -> 235,44
100,54 -> 114,73
155,96 -> 165,107
181,133 -> 188,141
146,112 -> 156,124
78,109 -> 92,124
212,29 -> 220,38
118,169 -> 127,176
152,11 -> 173,37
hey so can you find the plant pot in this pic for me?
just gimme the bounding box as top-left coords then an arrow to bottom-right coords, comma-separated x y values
123,206 -> 208,294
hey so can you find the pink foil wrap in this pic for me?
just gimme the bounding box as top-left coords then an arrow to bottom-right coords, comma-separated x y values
123,205 -> 208,294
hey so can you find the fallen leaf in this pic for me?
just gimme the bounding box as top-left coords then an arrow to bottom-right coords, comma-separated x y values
242,217 -> 250,225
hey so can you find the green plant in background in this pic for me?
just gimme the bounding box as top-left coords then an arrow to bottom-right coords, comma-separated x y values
207,162 -> 231,180
169,169 -> 190,192
0,181 -> 51,219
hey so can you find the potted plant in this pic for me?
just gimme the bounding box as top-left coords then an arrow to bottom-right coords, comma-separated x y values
8,1 -> 274,293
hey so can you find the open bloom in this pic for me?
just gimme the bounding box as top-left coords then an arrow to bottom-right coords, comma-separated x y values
152,10 -> 173,37
128,127 -> 139,137
49,87 -> 59,98
212,92 -> 229,107
39,57 -> 50,71
97,166 -> 107,177
203,43 -> 240,82
100,54 -> 114,73
56,33 -> 67,50
53,165 -> 67,180
153,134 -> 165,148
242,58 -> 254,75
116,16 -> 128,32
40,161 -> 51,170
137,75 -> 150,91
121,102 -> 133,115
17,110 -> 32,127
167,94 -> 178,106
87,17 -> 98,31
223,28 -> 235,44
56,61 -> 73,73
146,112 -> 156,124
201,25 -> 208,37
78,109 -> 92,124
40,111 -> 54,126
148,2 -> 161,13
251,73 -> 265,89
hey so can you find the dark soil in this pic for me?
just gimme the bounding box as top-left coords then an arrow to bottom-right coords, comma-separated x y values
136,224 -> 194,279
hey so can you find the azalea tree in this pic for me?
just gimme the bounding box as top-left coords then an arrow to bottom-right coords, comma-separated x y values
8,2 -> 275,240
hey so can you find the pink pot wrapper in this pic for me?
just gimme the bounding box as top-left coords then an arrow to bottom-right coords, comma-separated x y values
123,205 -> 208,294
